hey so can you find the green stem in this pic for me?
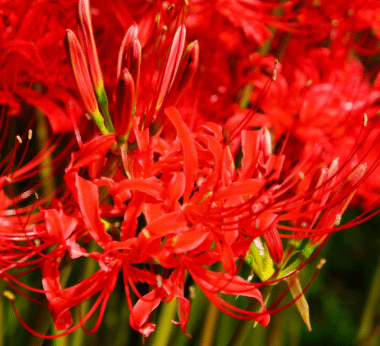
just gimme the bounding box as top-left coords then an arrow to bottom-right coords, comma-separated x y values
151,299 -> 177,346
92,109 -> 109,135
27,299 -> 51,346
268,311 -> 284,346
28,257 -> 73,346
71,243 -> 99,345
35,87 -> 55,199
96,88 -> 115,133
199,299 -> 219,346
227,286 -> 272,346
52,333 -> 69,346
0,281 -> 5,346
357,252 -> 380,343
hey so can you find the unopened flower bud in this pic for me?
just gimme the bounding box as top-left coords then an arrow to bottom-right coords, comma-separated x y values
117,24 -> 141,95
77,0 -> 104,92
157,25 -> 186,107
263,227 -> 283,263
114,69 -> 135,143
77,0 -> 115,133
166,40 -> 199,106
65,30 -> 108,134
65,30 -> 96,114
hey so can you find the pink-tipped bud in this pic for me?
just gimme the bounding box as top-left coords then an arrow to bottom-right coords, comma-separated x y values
117,24 -> 141,89
165,40 -> 199,106
77,0 -> 104,92
114,69 -> 135,143
157,25 -> 186,107
65,29 -> 98,115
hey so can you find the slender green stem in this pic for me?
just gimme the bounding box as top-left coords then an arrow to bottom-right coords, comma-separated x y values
27,299 -> 51,346
151,299 -> 177,346
28,257 -> 73,346
227,286 -> 272,346
97,88 -> 115,133
287,306 -> 301,346
199,299 -> 219,346
268,311 -> 284,346
0,281 -> 5,346
71,244 -> 99,345
357,252 -> 380,343
92,109 -> 109,135
52,333 -> 69,346
35,87 -> 55,199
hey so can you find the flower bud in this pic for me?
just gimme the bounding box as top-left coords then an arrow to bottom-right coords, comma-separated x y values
117,24 -> 141,94
77,0 -> 104,92
77,0 -> 114,133
165,40 -> 199,106
263,227 -> 283,263
157,25 -> 186,107
114,69 -> 135,143
65,29 -> 107,134
65,29 -> 98,115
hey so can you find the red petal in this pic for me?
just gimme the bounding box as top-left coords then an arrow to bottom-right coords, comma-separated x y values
165,106 -> 197,203
74,173 -> 112,246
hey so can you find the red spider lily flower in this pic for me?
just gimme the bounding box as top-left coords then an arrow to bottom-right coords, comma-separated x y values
6,104 -> 378,339
245,48 -> 380,208
0,0 -> 81,132
289,0 -> 380,56
4,0 -> 380,341
42,256 -> 121,332
0,114 -> 80,302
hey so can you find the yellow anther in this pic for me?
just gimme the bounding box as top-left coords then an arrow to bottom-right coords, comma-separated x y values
3,290 -> 15,300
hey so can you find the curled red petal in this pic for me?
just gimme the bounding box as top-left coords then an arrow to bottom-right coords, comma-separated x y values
165,106 -> 197,203
74,173 -> 112,247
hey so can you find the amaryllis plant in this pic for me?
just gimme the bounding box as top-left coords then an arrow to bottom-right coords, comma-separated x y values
1,0 -> 380,345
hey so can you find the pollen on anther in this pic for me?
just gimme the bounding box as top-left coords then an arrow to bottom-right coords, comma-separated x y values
272,59 -> 278,81
142,229 -> 151,238
156,275 -> 163,288
254,238 -> 265,257
28,129 -> 33,140
317,258 -> 326,270
16,135 -> 22,144
363,113 -> 368,127
272,69 -> 277,82
335,214 -> 342,226
189,286 -> 196,299
3,290 -> 15,300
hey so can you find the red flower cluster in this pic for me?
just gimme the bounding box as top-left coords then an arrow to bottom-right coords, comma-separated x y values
1,0 -> 380,339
